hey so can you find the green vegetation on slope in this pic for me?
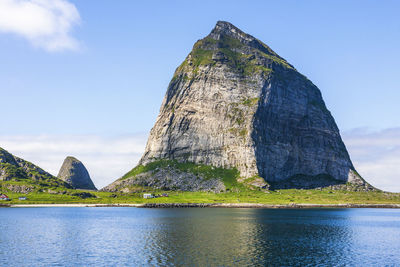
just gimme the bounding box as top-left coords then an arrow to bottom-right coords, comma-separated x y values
121,159 -> 240,189
0,147 -> 70,189
173,34 -> 286,81
0,163 -> 26,179
0,179 -> 70,193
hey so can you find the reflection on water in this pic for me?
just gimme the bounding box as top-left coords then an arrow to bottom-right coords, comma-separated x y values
1,208 -> 400,266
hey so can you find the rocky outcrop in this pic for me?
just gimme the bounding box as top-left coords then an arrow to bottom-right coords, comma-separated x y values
106,21 -> 374,192
0,147 -> 71,190
102,159 -> 230,192
57,157 -> 97,190
3,184 -> 34,193
103,168 -> 225,193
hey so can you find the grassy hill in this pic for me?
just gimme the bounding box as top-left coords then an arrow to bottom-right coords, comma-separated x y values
0,147 -> 99,200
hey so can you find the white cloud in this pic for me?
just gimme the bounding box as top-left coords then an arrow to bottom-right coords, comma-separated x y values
0,0 -> 81,51
0,134 -> 148,189
343,128 -> 400,192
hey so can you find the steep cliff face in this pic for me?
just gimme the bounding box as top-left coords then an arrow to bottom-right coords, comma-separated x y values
57,157 -> 97,190
106,21 -> 372,192
0,147 -> 71,192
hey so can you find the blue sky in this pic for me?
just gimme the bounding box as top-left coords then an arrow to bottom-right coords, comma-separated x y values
0,0 -> 399,190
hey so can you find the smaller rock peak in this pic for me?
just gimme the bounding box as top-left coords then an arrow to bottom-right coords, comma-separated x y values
58,156 -> 97,190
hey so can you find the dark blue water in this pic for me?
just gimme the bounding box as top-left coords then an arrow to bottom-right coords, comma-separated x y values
1,208 -> 400,266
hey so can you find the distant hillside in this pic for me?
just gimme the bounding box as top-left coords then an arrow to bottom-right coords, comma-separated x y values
0,147 -> 71,193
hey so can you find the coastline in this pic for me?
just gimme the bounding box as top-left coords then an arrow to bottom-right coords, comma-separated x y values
3,203 -> 400,208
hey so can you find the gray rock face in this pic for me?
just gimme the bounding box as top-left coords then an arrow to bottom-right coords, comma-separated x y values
57,157 -> 97,190
118,21 -> 372,190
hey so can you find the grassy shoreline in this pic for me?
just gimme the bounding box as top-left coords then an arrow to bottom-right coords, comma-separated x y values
2,188 -> 400,206
3,203 -> 400,209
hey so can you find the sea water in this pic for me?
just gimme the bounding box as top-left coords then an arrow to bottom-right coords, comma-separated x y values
1,208 -> 400,266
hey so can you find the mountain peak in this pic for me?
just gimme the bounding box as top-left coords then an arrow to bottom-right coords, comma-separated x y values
215,20 -> 235,29
211,21 -> 255,42
104,21 -> 373,192
181,21 -> 294,75
65,156 -> 79,163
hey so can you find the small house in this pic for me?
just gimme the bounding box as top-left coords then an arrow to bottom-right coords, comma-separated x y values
18,196 -> 27,200
143,193 -> 153,199
0,194 -> 10,201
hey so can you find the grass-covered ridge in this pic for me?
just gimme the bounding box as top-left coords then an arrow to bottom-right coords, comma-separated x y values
0,162 -> 69,187
121,159 -> 240,189
0,147 -> 71,190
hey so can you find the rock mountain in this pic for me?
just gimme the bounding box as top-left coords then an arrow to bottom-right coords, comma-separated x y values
104,21 -> 373,192
58,156 -> 97,190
